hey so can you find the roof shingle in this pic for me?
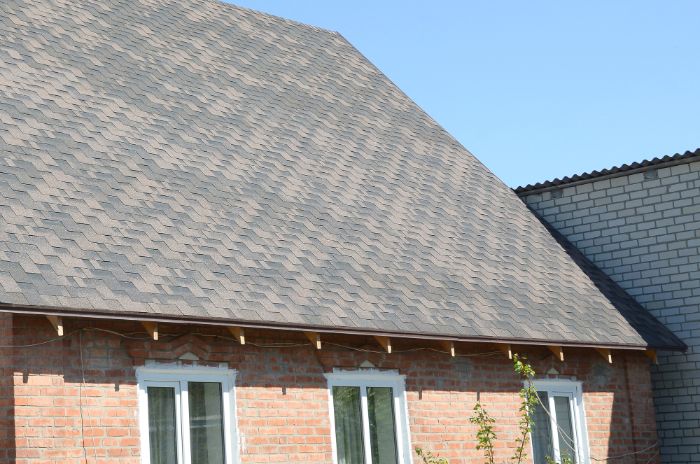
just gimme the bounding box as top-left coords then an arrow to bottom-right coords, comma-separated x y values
0,0 -> 683,349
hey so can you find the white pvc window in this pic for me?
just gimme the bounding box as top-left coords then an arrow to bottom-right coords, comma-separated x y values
325,370 -> 412,464
137,365 -> 238,464
530,379 -> 590,464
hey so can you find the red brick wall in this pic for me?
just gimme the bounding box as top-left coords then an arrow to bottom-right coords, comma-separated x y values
2,315 -> 659,463
0,313 -> 15,463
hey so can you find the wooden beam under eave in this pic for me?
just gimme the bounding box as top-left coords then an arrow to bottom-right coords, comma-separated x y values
595,348 -> 613,364
46,315 -> 63,337
497,343 -> 512,359
441,341 -> 455,357
374,336 -> 391,354
548,345 -> 564,362
142,321 -> 158,341
645,349 -> 658,365
304,331 -> 322,350
228,327 -> 245,345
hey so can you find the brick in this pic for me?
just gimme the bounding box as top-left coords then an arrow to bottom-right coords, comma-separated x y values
0,315 -> 663,464
520,159 -> 700,461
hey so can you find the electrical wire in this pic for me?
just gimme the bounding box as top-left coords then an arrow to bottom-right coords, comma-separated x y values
590,443 -> 658,462
0,326 -> 505,356
85,327 -> 154,340
530,382 -> 658,462
0,329 -> 81,348
78,331 -> 88,464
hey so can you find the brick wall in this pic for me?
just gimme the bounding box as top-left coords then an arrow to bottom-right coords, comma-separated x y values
0,313 -> 14,463
2,315 -> 659,463
519,159 -> 700,462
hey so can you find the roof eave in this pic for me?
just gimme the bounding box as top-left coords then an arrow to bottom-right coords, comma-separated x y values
515,148 -> 700,195
0,302 -> 685,352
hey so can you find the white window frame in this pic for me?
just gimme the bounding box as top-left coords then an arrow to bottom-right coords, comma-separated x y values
529,379 -> 590,464
325,369 -> 413,464
136,364 -> 239,464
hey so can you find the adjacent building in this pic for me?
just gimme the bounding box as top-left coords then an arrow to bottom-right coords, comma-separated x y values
518,150 -> 700,462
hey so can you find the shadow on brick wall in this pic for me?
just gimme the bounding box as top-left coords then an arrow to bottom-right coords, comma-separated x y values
0,313 -> 16,464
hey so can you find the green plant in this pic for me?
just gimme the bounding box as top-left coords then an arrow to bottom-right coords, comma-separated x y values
511,354 -> 538,464
418,354 -> 538,464
415,447 -> 449,464
546,455 -> 574,464
469,400 -> 496,464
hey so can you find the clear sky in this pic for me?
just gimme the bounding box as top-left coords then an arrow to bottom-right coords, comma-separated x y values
228,1 -> 699,188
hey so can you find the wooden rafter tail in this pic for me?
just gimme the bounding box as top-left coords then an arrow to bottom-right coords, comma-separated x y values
374,336 -> 391,354
304,331 -> 321,350
46,315 -> 63,337
645,349 -> 658,365
497,343 -> 512,359
595,348 -> 613,364
441,341 -> 455,357
141,321 -> 158,341
548,345 -> 564,362
228,326 -> 245,345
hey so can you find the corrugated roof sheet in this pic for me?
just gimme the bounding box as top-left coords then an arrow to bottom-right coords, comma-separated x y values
515,149 -> 700,194
0,0 -> 683,349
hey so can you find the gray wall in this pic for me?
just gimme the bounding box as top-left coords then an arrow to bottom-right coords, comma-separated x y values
519,159 -> 700,463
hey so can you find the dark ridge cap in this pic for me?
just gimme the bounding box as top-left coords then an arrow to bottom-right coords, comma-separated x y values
514,148 -> 700,195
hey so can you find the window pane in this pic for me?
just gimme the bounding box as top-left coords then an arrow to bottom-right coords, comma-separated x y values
367,387 -> 398,464
554,396 -> 577,463
147,386 -> 178,464
531,392 -> 554,464
188,382 -> 225,464
332,386 -> 365,464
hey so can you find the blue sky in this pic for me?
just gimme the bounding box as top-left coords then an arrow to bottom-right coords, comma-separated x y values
228,1 -> 699,187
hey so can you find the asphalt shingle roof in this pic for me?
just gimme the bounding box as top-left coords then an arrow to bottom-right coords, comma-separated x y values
0,0 -> 683,349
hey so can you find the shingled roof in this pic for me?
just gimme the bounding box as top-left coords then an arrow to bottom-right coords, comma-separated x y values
0,0 -> 683,350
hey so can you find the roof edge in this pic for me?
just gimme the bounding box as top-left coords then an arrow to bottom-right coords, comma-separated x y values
0,303 -> 686,351
214,0 -> 341,36
515,148 -> 700,195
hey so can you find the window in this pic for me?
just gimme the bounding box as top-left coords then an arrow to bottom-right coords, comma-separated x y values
530,379 -> 590,464
325,370 -> 412,464
137,365 -> 238,464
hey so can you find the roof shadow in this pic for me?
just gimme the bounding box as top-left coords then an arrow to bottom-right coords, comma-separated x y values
528,208 -> 685,351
